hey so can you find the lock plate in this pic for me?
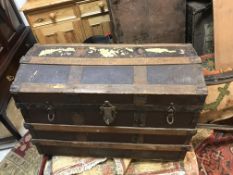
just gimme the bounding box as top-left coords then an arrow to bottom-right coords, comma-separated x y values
100,101 -> 117,125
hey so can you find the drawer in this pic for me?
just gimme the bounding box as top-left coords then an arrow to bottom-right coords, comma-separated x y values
82,14 -> 111,37
77,0 -> 109,18
33,19 -> 85,43
27,5 -> 77,28
86,14 -> 110,26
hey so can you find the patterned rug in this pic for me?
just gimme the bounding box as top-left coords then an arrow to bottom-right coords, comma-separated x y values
0,132 -> 44,175
195,131 -> 233,175
47,151 -> 198,175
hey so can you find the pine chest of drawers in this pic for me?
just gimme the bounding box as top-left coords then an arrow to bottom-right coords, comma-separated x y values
11,44 -> 207,160
21,0 -> 111,44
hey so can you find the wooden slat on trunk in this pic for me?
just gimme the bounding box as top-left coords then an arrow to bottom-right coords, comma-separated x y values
25,123 -> 197,136
12,83 -> 206,95
33,139 -> 191,151
21,56 -> 201,65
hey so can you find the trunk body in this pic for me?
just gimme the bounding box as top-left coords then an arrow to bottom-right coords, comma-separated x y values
11,44 -> 207,160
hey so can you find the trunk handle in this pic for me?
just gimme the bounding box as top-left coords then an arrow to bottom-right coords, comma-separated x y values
47,105 -> 55,122
166,103 -> 176,125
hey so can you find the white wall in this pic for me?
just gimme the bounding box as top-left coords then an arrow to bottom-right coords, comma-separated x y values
14,0 -> 29,25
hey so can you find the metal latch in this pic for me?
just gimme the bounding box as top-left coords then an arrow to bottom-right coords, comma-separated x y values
100,101 -> 117,125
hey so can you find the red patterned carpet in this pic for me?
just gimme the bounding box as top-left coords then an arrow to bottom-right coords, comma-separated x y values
196,131 -> 233,175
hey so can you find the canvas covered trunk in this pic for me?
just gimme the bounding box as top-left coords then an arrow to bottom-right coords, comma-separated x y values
11,44 -> 207,160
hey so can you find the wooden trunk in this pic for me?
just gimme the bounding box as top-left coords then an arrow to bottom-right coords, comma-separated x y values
108,0 -> 186,43
11,44 -> 207,160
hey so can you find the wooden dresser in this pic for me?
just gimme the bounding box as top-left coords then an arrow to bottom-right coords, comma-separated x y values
21,0 -> 111,44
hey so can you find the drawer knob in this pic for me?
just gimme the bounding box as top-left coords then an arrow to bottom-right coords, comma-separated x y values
6,75 -> 14,82
166,103 -> 175,125
100,101 -> 117,125
98,1 -> 105,10
49,12 -> 56,21
35,18 -> 44,23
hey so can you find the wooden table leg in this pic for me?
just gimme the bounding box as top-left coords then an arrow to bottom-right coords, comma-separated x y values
0,113 -> 21,140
